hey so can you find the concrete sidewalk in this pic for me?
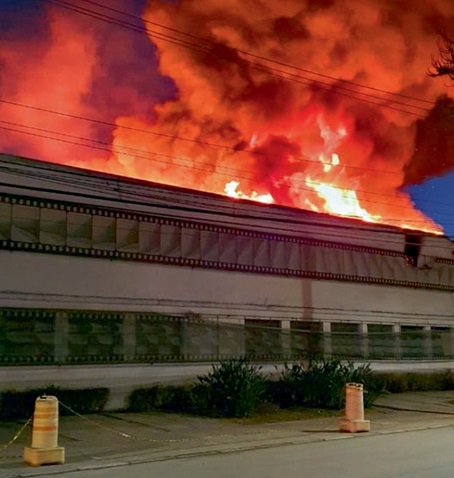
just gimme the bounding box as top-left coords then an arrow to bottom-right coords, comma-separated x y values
2,391 -> 454,477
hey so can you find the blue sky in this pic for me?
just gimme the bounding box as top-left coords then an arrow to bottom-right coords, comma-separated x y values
409,175 -> 454,239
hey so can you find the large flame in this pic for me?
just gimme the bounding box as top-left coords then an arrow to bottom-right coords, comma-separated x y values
1,0 -> 453,235
305,180 -> 381,224
224,180 -> 274,204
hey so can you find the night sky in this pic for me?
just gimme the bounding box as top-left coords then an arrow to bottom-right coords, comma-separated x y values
409,173 -> 454,239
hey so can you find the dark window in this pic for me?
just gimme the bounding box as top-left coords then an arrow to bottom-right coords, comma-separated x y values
404,234 -> 421,267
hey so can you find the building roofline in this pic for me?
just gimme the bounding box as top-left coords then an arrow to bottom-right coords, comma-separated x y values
0,152 -> 446,239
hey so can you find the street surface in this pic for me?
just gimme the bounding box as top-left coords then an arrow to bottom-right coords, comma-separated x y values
31,426 -> 454,478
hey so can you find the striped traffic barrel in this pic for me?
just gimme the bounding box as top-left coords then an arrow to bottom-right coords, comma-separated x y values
344,383 -> 365,421
31,396 -> 59,449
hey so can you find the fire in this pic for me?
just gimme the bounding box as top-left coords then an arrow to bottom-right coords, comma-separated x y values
224,180 -> 274,204
305,178 -> 381,223
321,153 -> 340,173
0,0 -> 452,237
304,147 -> 380,222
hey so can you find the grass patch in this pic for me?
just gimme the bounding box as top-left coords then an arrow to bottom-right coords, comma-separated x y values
231,404 -> 340,425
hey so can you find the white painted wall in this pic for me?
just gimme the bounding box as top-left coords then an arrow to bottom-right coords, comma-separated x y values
1,250 -> 452,325
1,361 -> 454,410
311,281 -> 453,325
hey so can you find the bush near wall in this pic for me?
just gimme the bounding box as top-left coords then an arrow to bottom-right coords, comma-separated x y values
128,385 -> 199,413
372,370 -> 454,394
196,358 -> 266,418
0,386 -> 110,420
128,359 -> 266,418
127,364 -> 454,417
128,359 -> 379,416
265,360 -> 383,409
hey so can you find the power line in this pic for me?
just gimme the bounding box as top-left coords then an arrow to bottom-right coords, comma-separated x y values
73,0 -> 437,108
0,175 -> 451,252
0,119 -> 449,225
1,2 -> 449,231
0,119 -> 446,229
0,98 -> 409,177
0,101 -> 452,214
0,2 -> 444,181
44,0 -> 433,118
2,156 -> 451,250
2,290 -> 452,321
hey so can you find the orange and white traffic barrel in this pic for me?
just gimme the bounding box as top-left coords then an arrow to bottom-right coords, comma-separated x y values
339,383 -> 370,433
23,395 -> 65,466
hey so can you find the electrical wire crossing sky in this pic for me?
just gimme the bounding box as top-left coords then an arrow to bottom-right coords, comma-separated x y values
1,0 -> 454,237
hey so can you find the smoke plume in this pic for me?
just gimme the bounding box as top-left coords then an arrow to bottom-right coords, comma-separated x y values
1,0 -> 454,233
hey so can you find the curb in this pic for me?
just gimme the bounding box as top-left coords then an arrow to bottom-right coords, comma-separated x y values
4,418 -> 454,478
374,404 -> 454,415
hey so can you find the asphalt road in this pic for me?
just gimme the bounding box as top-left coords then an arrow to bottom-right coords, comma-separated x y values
44,426 -> 454,478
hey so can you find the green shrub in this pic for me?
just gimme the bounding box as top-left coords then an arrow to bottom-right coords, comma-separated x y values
127,386 -> 162,412
349,363 -> 384,408
438,369 -> 454,390
0,386 -> 109,420
126,367 -> 454,420
128,385 -> 201,413
373,372 -> 408,393
272,362 -> 309,407
264,379 -> 298,409
270,359 -> 383,410
159,385 -> 198,411
300,359 -> 350,409
372,370 -> 454,394
196,358 -> 266,418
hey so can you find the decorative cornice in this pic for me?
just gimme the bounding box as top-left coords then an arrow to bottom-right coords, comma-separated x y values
435,258 -> 454,266
1,239 -> 452,293
0,192 -> 403,257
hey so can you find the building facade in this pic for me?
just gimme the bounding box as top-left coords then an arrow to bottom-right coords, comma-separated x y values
1,153 -> 454,366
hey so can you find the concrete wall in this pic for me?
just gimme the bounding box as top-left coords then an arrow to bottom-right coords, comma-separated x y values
1,250 -> 452,326
2,361 -> 454,410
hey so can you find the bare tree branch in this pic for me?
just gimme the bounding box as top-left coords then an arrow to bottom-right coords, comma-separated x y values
428,34 -> 454,79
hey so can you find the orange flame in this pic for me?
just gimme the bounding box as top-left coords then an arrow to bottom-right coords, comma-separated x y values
224,180 -> 274,203
305,177 -> 381,223
0,0 -> 451,237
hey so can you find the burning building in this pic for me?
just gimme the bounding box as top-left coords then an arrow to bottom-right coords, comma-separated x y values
1,0 -> 454,382
1,0 -> 454,234
1,153 -> 454,369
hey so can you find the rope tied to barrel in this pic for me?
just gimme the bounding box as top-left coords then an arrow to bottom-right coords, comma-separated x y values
0,416 -> 33,455
58,401 -> 134,440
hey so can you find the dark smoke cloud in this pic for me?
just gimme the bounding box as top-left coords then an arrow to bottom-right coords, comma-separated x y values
404,96 -> 454,185
0,0 -> 175,164
1,0 -> 454,233
0,0 -> 50,42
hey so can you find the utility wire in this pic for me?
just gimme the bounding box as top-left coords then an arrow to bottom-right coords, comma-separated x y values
0,120 -> 449,224
1,1 -> 449,231
2,100 -> 453,214
1,2 -> 445,180
0,98 -> 409,177
44,0 -> 433,118
82,0 -> 435,106
2,159 -> 452,250
56,0 -> 436,109
80,0 -> 435,106
2,298 -> 453,321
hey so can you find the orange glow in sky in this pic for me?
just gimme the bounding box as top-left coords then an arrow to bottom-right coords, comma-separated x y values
0,0 -> 452,236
